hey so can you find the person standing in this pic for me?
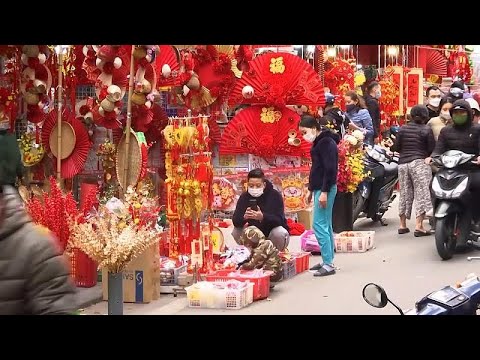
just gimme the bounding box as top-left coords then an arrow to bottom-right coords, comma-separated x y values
391,105 -> 435,236
364,81 -> 382,143
299,115 -> 339,277
427,97 -> 454,141
425,86 -> 444,120
0,120 -> 23,188
0,185 -> 77,314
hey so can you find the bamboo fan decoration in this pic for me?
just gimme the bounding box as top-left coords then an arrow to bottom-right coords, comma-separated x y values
115,129 -> 148,190
41,108 -> 91,179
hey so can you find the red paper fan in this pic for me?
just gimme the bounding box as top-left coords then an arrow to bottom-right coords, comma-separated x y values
208,117 -> 221,145
41,108 -> 92,179
112,127 -> 124,145
229,52 -> 325,108
144,104 -> 168,144
136,62 -> 157,91
156,45 -> 180,87
131,104 -> 154,132
219,105 -> 310,158
426,49 -> 448,77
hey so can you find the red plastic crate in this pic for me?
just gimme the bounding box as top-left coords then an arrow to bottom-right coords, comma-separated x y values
293,252 -> 310,274
205,270 -> 271,301
70,248 -> 97,288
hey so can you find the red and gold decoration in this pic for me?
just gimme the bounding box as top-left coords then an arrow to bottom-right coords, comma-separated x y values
378,66 -> 401,127
212,177 -> 237,211
19,131 -> 45,167
97,139 -> 117,203
219,105 -> 311,159
229,52 -> 325,108
163,114 -> 214,271
281,176 -> 307,212
324,58 -> 355,110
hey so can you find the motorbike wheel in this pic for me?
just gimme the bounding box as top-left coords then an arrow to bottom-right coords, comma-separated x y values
435,214 -> 457,261
352,190 -> 365,222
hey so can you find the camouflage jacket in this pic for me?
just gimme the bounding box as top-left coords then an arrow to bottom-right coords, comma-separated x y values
242,239 -> 282,279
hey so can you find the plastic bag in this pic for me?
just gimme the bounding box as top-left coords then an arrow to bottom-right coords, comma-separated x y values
301,230 -> 321,253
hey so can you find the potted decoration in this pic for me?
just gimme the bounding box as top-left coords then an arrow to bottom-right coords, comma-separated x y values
68,185 -> 160,315
333,131 -> 368,232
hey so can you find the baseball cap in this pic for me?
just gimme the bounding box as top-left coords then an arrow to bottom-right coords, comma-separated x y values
466,98 -> 480,113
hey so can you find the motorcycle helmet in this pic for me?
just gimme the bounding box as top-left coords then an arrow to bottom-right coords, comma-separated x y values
389,125 -> 400,138
325,92 -> 335,106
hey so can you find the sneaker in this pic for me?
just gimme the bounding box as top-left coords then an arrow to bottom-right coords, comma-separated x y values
309,263 -> 323,272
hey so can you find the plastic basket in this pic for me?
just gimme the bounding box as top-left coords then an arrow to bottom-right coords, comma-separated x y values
205,270 -> 271,300
282,259 -> 296,280
160,264 -> 188,286
334,231 -> 375,253
186,281 -> 254,309
291,252 -> 310,274
70,248 -> 97,288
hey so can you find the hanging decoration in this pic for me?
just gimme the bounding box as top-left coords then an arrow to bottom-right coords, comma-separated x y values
219,105 -> 311,159
156,45 -> 181,88
0,47 -> 21,130
163,113 -> 214,272
229,52 -> 325,108
19,131 -> 45,167
323,58 -> 355,110
41,108 -> 92,178
20,45 -> 53,124
449,45 -> 472,83
378,66 -> 401,126
92,45 -> 130,129
131,46 -> 159,133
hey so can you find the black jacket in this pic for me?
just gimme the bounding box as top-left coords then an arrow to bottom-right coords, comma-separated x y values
390,122 -> 435,164
308,130 -> 340,192
232,180 -> 288,235
0,186 -> 77,315
0,131 -> 23,186
427,105 -> 440,120
433,100 -> 480,157
323,107 -> 350,137
365,94 -> 381,139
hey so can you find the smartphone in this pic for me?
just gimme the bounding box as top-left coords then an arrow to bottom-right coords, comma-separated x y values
249,198 -> 258,211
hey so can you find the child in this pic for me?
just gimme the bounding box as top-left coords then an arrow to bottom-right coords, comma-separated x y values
239,226 -> 283,282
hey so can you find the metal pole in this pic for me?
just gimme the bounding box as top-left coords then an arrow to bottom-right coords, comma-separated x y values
57,51 -> 63,184
108,271 -> 124,315
121,45 -> 136,195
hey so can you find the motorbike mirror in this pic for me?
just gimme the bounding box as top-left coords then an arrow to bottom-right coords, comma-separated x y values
362,283 -> 388,308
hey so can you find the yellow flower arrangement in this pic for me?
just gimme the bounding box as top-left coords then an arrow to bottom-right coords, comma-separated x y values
19,132 -> 45,167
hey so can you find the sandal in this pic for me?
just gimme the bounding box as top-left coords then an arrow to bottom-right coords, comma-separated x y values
414,229 -> 431,237
398,228 -> 410,234
313,267 -> 336,277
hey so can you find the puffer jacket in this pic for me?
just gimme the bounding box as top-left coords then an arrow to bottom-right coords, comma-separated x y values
390,122 -> 435,164
0,186 -> 77,315
433,100 -> 480,157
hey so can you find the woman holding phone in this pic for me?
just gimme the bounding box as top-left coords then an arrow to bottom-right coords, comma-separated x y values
299,115 -> 340,277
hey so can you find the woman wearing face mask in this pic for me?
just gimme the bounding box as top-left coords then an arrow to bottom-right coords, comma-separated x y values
299,115 -> 340,277
391,105 -> 435,236
344,91 -> 375,146
427,97 -> 454,141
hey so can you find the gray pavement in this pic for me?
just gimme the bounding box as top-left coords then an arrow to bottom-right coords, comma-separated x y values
81,196 -> 480,315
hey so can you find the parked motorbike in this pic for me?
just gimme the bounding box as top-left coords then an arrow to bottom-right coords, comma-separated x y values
431,150 -> 480,260
362,275 -> 480,315
353,145 -> 399,225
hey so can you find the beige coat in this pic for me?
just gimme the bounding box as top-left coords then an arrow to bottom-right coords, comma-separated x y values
427,116 -> 450,141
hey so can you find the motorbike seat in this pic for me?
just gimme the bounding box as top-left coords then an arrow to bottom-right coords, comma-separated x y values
379,162 -> 398,176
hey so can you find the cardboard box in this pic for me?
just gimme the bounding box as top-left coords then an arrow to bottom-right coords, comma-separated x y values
102,244 -> 160,303
297,209 -> 313,230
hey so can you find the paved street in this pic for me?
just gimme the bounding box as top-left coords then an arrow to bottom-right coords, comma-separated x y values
82,196 -> 480,315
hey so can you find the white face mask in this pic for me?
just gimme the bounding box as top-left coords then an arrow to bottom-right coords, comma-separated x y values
440,111 -> 451,120
429,98 -> 441,107
375,90 -> 381,99
302,131 -> 317,143
248,187 -> 264,198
